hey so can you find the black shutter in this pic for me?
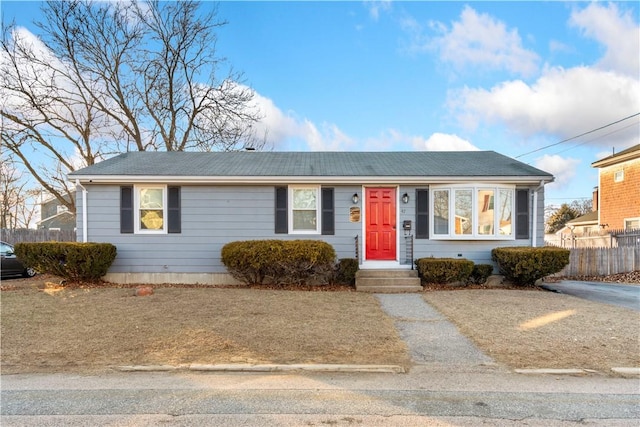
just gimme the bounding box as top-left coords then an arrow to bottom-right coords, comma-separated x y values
416,189 -> 429,239
516,189 -> 530,239
168,186 -> 181,233
120,186 -> 134,234
321,187 -> 334,235
275,186 -> 288,234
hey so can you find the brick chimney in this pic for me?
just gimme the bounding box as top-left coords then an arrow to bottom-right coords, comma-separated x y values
592,187 -> 598,211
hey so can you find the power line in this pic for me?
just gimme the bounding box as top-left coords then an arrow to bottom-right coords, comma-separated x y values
515,112 -> 640,158
551,121 -> 638,156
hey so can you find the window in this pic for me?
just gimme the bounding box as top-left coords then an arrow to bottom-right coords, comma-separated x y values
137,186 -> 166,232
625,218 -> 640,230
614,170 -> 624,182
120,185 -> 181,234
431,185 -> 516,239
289,186 -> 320,233
275,186 -> 334,235
433,189 -> 449,234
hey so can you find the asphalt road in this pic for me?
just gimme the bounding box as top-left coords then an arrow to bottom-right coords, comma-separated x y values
2,370 -> 639,426
542,281 -> 640,311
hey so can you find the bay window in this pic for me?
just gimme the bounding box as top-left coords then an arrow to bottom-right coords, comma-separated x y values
431,185 -> 515,239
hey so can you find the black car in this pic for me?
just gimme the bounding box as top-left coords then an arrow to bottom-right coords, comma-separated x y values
1,241 -> 37,278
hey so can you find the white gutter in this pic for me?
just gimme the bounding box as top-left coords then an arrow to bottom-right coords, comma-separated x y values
75,179 -> 88,243
69,175 -> 553,185
531,180 -> 546,247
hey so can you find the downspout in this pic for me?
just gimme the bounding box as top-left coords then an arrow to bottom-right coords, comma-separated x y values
75,180 -> 88,243
531,180 -> 546,248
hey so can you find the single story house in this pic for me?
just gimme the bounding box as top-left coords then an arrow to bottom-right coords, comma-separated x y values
68,151 -> 553,285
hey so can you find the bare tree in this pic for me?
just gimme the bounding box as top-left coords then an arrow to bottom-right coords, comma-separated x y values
1,0 -> 262,213
0,153 -> 39,229
569,198 -> 593,216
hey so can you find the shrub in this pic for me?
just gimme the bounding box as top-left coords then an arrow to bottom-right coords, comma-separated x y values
416,257 -> 474,285
221,239 -> 336,286
14,242 -> 117,282
491,246 -> 570,286
468,264 -> 493,285
334,258 -> 359,286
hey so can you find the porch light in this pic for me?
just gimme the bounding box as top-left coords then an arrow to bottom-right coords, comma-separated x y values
402,193 -> 409,204
352,193 -> 359,204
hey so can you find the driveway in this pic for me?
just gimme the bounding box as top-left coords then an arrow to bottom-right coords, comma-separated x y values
542,281 -> 640,311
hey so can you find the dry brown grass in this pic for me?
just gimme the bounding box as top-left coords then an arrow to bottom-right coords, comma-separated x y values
423,289 -> 640,371
1,284 -> 409,374
3,275 -> 639,375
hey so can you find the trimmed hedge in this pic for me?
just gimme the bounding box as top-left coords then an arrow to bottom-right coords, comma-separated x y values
491,246 -> 570,286
416,257 -> 474,285
221,239 -> 336,286
14,242 -> 117,282
468,264 -> 493,285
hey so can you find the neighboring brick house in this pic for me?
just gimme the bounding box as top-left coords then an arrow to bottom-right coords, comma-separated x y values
592,144 -> 640,231
37,194 -> 76,231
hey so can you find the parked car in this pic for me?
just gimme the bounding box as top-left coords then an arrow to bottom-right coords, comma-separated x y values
1,241 -> 37,278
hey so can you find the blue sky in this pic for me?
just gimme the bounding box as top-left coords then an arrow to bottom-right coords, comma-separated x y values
2,1 -> 639,207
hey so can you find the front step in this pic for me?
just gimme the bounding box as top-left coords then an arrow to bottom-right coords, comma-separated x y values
355,269 -> 422,293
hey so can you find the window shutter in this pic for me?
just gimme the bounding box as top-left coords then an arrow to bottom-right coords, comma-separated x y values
415,189 -> 429,239
516,189 -> 529,239
120,186 -> 134,234
321,187 -> 335,235
168,186 -> 181,233
275,186 -> 288,234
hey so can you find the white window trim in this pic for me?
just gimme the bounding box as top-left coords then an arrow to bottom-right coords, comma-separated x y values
624,217 -> 640,230
288,185 -> 321,234
134,184 -> 167,234
430,184 -> 516,240
614,170 -> 624,182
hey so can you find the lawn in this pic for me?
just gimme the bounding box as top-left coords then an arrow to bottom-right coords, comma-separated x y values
1,285 -> 410,374
423,289 -> 640,372
2,278 -> 639,375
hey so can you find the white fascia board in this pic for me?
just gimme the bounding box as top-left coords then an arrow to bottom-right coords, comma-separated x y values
72,175 -> 552,185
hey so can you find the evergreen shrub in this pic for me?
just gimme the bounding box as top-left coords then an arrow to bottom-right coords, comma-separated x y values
491,246 -> 570,286
468,264 -> 494,285
416,257 -> 474,285
334,258 -> 359,286
221,239 -> 336,286
14,242 -> 117,282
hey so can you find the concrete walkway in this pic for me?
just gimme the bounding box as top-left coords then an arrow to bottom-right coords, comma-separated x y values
376,294 -> 502,372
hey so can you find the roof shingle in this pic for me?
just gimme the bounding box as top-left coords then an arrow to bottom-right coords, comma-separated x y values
70,151 -> 553,179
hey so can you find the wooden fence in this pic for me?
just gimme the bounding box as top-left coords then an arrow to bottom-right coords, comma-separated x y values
547,228 -> 640,249
1,229 -> 76,243
557,246 -> 639,277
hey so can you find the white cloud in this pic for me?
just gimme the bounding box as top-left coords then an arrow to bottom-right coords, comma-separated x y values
570,2 -> 639,77
249,95 -> 483,153
404,6 -> 539,77
447,3 -> 639,150
249,90 -> 356,151
364,0 -> 392,22
534,154 -> 580,189
450,66 -> 639,147
412,133 -> 480,151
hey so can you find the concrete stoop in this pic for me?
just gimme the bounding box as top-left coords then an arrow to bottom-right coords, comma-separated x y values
355,269 -> 423,293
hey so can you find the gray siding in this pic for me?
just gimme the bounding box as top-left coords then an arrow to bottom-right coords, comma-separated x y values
79,183 -> 543,274
81,184 -> 362,274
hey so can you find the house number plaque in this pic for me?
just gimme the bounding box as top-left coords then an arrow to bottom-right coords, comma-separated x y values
350,207 -> 361,222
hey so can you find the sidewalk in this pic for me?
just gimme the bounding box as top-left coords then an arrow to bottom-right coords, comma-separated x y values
375,294 -> 502,372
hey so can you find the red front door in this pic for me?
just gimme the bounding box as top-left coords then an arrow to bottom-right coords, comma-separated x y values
365,187 -> 397,260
